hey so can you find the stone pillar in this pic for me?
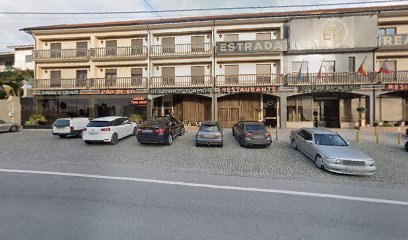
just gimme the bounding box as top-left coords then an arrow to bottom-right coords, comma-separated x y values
212,95 -> 218,121
368,91 -> 375,125
279,94 -> 288,129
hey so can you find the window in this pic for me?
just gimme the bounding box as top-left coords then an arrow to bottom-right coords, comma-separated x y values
245,124 -> 265,131
106,40 -> 117,56
348,57 -> 355,72
191,36 -> 205,53
162,67 -> 175,85
105,69 -> 117,87
378,27 -> 396,35
224,34 -> 238,42
131,68 -> 143,86
131,39 -> 143,55
50,70 -> 61,88
314,134 -> 348,146
256,33 -> 271,41
225,65 -> 239,84
303,131 -> 313,141
76,42 -> 88,57
162,37 -> 175,54
292,61 -> 308,73
191,66 -> 205,85
256,64 -> 271,84
76,70 -> 87,88
0,120 -> 6,124
87,121 -> 111,127
25,55 -> 32,63
5,61 -> 13,70
50,43 -> 61,58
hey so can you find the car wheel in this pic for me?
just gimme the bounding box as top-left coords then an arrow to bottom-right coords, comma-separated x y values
405,142 -> 408,152
315,155 -> 324,169
9,125 -> 18,132
84,140 -> 92,144
110,133 -> 118,145
239,136 -> 245,147
232,129 -> 235,136
218,143 -> 223,148
166,134 -> 173,145
291,139 -> 298,150
195,142 -> 200,147
59,135 -> 66,138
79,131 -> 83,138
180,128 -> 185,136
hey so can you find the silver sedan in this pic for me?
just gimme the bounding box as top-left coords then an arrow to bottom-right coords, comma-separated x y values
290,128 -> 376,176
0,119 -> 20,133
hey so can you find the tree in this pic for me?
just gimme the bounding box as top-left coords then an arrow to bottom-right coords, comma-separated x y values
0,69 -> 34,97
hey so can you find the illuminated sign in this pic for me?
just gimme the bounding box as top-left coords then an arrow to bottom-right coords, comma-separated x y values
100,89 -> 146,95
130,97 -> 148,106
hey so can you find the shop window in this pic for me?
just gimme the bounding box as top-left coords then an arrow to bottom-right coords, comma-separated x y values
287,96 -> 313,122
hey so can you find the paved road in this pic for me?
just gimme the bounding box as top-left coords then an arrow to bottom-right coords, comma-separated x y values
1,170 -> 408,240
0,129 -> 407,189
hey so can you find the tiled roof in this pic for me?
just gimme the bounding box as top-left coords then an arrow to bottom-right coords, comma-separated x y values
21,4 -> 408,32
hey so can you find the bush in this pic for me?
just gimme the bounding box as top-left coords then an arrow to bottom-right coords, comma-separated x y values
394,121 -> 402,127
382,122 -> 392,127
25,114 -> 47,125
373,122 -> 379,127
356,107 -> 367,112
129,114 -> 145,123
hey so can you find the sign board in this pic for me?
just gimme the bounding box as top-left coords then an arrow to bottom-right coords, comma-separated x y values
33,90 -> 81,96
33,89 -> 148,96
297,85 -> 361,93
379,34 -> 408,49
149,88 -> 212,95
217,86 -> 277,94
289,15 -> 378,50
216,40 -> 288,54
130,97 -> 148,106
385,84 -> 408,91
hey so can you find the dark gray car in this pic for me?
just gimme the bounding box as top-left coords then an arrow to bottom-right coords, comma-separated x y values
0,119 -> 19,133
195,121 -> 223,147
232,121 -> 272,147
290,128 -> 376,175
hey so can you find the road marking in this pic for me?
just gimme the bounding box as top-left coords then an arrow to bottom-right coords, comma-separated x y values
1,168 -> 407,206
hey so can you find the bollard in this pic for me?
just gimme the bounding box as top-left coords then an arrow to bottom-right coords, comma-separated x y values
374,126 -> 378,136
398,133 -> 402,145
269,126 -> 272,135
275,129 -> 278,142
376,131 -> 379,144
356,130 -> 360,143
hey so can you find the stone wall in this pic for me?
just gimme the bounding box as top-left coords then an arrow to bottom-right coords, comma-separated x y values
0,96 -> 21,124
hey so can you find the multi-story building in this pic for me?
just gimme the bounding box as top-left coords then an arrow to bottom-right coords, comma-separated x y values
0,52 -> 14,72
23,5 -> 408,128
7,45 -> 34,70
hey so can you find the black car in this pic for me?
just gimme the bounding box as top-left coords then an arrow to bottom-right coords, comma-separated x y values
136,117 -> 185,145
232,121 -> 272,147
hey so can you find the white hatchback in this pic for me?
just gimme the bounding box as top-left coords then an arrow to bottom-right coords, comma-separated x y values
82,116 -> 137,145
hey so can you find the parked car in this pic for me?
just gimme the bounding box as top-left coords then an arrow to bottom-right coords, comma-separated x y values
82,116 -> 137,145
0,119 -> 20,133
232,121 -> 272,147
290,128 -> 376,175
405,138 -> 408,152
136,116 -> 185,145
52,117 -> 89,138
196,121 -> 223,147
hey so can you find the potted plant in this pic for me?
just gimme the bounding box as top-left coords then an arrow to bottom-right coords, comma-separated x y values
356,107 -> 367,127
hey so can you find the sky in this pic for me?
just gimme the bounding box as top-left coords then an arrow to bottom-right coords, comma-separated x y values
0,0 -> 407,51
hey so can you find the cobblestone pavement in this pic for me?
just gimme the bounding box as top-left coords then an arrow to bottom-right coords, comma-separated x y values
0,129 -> 407,189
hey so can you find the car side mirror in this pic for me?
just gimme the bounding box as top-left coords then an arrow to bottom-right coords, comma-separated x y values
306,140 -> 313,144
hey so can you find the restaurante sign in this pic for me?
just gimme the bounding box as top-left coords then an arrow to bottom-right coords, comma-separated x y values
217,86 -> 277,94
216,40 -> 288,54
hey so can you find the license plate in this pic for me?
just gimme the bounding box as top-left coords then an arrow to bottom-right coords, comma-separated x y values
142,129 -> 153,133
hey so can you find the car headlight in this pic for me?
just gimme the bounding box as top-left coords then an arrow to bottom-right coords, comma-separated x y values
366,160 -> 375,166
324,157 -> 342,164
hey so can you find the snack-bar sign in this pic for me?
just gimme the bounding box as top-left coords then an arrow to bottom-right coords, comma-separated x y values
130,97 -> 148,106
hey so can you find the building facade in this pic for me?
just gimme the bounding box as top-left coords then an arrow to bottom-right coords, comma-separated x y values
24,5 -> 408,128
7,45 -> 34,70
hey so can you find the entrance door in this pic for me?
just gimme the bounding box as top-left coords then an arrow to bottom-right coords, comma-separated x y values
106,40 -> 117,56
218,107 -> 239,128
315,99 -> 340,128
191,36 -> 205,53
263,96 -> 277,127
50,43 -> 61,58
131,39 -> 143,55
131,68 -> 143,86
76,70 -> 87,88
162,67 -> 175,86
105,69 -> 117,87
50,70 -> 61,88
76,42 -> 88,57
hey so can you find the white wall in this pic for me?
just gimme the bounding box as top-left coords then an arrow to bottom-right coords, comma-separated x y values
13,49 -> 34,70
217,31 -> 278,41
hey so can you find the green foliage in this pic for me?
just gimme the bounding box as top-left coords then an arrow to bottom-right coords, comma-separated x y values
129,114 -> 145,123
373,122 -> 379,127
394,121 -> 402,127
356,107 -> 367,112
25,114 -> 47,126
382,122 -> 392,127
0,88 -> 6,99
0,68 -> 33,97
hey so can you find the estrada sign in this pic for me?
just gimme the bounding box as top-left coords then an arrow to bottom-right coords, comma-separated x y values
216,40 -> 288,54
380,34 -> 408,49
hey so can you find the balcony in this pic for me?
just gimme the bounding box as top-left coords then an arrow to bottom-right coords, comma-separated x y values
91,46 -> 148,59
90,77 -> 148,89
32,49 -> 90,61
150,75 -> 213,88
216,74 -> 283,87
286,72 -> 374,85
150,43 -> 212,58
33,79 -> 88,89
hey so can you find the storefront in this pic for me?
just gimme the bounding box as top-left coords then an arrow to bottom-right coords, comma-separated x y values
377,84 -> 408,124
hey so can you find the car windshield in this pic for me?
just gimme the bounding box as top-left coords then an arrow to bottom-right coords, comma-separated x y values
87,121 -> 111,127
199,125 -> 219,132
53,119 -> 70,127
245,125 -> 265,131
314,134 -> 348,146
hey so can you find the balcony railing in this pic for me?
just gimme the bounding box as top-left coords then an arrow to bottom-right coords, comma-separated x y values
286,72 -> 374,85
90,77 -> 148,89
91,46 -> 148,58
33,79 -> 88,89
151,43 -> 212,56
376,71 -> 408,83
150,75 -> 213,88
33,49 -> 90,60
216,74 -> 283,87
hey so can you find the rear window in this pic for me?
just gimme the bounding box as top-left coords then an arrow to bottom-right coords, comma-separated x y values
245,124 -> 265,131
53,119 -> 70,127
199,125 -> 220,132
87,121 -> 112,127
141,119 -> 165,128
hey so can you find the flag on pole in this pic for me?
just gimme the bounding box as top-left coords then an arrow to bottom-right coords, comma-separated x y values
378,60 -> 390,74
358,57 -> 368,76
297,60 -> 304,81
316,60 -> 324,80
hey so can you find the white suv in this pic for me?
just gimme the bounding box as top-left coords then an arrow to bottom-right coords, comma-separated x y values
82,116 -> 137,145
52,117 -> 90,138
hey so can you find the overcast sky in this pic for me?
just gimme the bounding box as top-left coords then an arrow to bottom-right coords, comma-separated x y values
0,0 -> 407,51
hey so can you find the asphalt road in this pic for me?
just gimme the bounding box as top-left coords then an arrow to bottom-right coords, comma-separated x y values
1,170 -> 408,240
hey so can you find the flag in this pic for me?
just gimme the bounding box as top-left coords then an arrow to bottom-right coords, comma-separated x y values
297,60 -> 304,81
378,60 -> 390,74
358,58 -> 367,76
316,61 -> 324,80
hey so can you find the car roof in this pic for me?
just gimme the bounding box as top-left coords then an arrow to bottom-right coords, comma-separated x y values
91,116 -> 123,121
55,117 -> 88,120
302,128 -> 337,134
241,121 -> 262,125
201,121 -> 219,126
